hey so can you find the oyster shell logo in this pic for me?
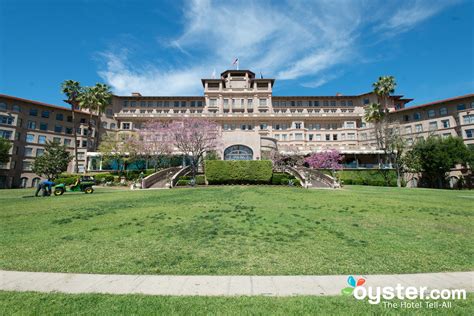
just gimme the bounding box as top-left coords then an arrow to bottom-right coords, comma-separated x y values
341,275 -> 366,295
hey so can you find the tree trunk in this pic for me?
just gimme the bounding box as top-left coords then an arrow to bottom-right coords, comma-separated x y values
71,107 -> 79,174
84,112 -> 93,174
396,167 -> 402,187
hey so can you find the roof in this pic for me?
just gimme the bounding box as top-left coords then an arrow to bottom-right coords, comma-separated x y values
0,93 -> 71,111
393,93 -> 474,112
220,69 -> 256,78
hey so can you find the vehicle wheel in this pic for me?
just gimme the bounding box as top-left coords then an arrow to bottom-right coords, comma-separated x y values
84,187 -> 94,194
54,188 -> 65,196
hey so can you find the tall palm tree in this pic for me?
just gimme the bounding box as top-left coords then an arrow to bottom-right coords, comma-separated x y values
77,83 -> 112,172
61,80 -> 82,174
372,76 -> 396,110
364,102 -> 386,150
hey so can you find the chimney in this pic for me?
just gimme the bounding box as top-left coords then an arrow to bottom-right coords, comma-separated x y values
336,92 -> 343,96
131,92 -> 142,97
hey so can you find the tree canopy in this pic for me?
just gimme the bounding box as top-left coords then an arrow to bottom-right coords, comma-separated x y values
32,141 -> 72,180
0,137 -> 12,164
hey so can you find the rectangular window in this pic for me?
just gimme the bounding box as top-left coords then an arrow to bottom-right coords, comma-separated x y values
130,101 -> 136,107
333,134 -> 338,141
413,113 -> 421,120
260,123 -> 267,130
122,123 -> 130,130
463,115 -> 474,124
82,140 -> 87,148
441,119 -> 450,128
64,139 -> 71,146
0,115 -> 14,125
325,134 -> 330,141
429,121 -> 438,131
27,120 -> 36,129
407,138 -> 413,146
259,99 -> 267,106
174,101 -> 180,108
315,134 -> 321,141
281,134 -> 287,141
457,104 -> 466,111
56,113 -> 64,121
442,133 -> 451,138
39,122 -> 48,131
345,121 -> 355,129
181,101 -> 186,107
67,115 -> 73,122
36,148 -> 45,157
348,133 -> 355,140
25,147 -> 33,157
29,108 -> 38,116
308,134 -> 314,141
439,107 -> 447,116
428,109 -> 435,118
360,133 -> 367,140
65,127 -> 73,134
54,125 -> 62,133
38,135 -> 47,144
405,126 -> 412,134
53,137 -> 61,144
247,99 -> 253,107
41,110 -> 49,118
209,99 -> 217,106
23,161 -> 32,171
26,134 -> 35,142
465,129 -> 473,138
330,100 -> 336,107
415,124 -> 423,132
123,100 -> 129,107
295,122 -> 302,129
363,98 -> 370,105
223,99 -> 229,108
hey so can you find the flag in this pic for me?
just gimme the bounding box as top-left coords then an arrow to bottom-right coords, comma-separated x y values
232,57 -> 239,65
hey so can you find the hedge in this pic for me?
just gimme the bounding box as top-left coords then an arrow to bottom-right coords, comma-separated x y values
205,160 -> 273,185
333,170 -> 397,187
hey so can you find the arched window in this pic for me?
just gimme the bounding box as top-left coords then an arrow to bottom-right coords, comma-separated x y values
32,177 -> 41,188
224,145 -> 253,160
20,177 -> 28,188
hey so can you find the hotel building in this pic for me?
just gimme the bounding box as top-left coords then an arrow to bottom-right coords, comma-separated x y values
1,70 -> 473,188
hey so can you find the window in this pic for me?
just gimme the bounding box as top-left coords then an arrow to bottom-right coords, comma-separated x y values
25,147 -> 33,157
130,101 -> 136,107
39,122 -> 48,131
174,101 -> 179,108
223,99 -> 229,108
403,115 -> 410,122
224,145 -> 253,160
29,108 -> 38,116
259,99 -> 267,106
315,134 -> 322,141
54,125 -> 62,133
295,122 -> 302,129
80,118 -> 86,124
363,98 -> 370,105
333,134 -> 338,141
330,100 -> 336,107
415,124 -> 423,133
439,107 -> 447,116
295,133 -> 303,140
0,130 -> 12,139
429,121 -> 438,131
441,120 -> 450,128
259,123 -> 267,130
345,122 -> 355,129
53,137 -> 61,144
56,113 -> 63,121
64,139 -> 71,146
348,133 -> 356,140
405,126 -> 412,134
23,161 -> 32,171
38,135 -> 47,144
407,138 -> 413,146
457,104 -> 466,111
197,101 -> 203,107
122,123 -> 130,130
281,134 -> 287,141
66,116 -> 73,122
463,115 -> 474,124
65,127 -> 73,134
442,133 -> 451,138
428,109 -> 435,118
466,129 -> 473,138
41,110 -> 49,118
308,134 -> 314,141
106,109 -> 113,116
27,120 -> 36,129
26,134 -> 35,142
78,152 -> 85,159
36,148 -> 45,157
360,133 -> 367,140
0,103 -> 6,110
102,122 -> 108,128
413,112 -> 421,120
325,134 -> 330,141
0,115 -> 14,125
110,123 -> 116,129
123,100 -> 129,107
209,99 -> 217,106
82,140 -> 87,147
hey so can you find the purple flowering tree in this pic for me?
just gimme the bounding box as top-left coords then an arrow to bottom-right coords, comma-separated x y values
304,149 -> 344,187
139,118 -> 222,180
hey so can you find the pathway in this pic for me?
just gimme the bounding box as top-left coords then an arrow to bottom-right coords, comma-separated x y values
1,270 -> 473,296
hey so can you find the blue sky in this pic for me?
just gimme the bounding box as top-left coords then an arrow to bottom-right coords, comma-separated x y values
0,0 -> 473,107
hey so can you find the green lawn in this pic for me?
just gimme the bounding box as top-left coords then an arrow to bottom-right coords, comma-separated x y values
1,291 -> 472,315
0,186 -> 472,275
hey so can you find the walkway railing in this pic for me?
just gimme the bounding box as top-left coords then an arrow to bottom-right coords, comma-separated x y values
142,167 -> 181,189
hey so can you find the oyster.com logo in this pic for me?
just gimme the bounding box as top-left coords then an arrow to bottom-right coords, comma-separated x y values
341,275 -> 366,296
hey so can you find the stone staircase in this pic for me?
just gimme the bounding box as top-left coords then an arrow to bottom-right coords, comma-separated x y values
288,166 -> 335,188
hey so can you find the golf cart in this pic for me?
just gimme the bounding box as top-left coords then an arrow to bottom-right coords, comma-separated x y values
54,176 -> 96,196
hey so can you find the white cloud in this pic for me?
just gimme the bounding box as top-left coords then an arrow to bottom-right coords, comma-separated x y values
98,0 -> 455,95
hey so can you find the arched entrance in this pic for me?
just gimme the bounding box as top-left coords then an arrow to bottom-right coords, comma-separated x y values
224,145 -> 253,160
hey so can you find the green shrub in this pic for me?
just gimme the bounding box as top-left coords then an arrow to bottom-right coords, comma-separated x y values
205,160 -> 273,185
55,177 -> 77,186
271,173 -> 289,185
176,179 -> 190,186
195,175 -> 206,185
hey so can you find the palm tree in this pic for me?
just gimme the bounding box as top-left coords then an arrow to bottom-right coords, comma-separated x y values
364,102 -> 385,150
61,80 -> 82,173
77,83 -> 112,172
372,75 -> 396,110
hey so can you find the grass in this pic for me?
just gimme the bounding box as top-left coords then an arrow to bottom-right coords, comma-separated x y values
0,186 -> 473,275
1,291 -> 472,315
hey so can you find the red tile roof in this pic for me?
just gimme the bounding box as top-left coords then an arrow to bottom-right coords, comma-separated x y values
394,93 -> 474,112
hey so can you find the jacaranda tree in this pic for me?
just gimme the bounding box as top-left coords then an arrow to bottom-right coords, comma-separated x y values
304,149 -> 344,188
